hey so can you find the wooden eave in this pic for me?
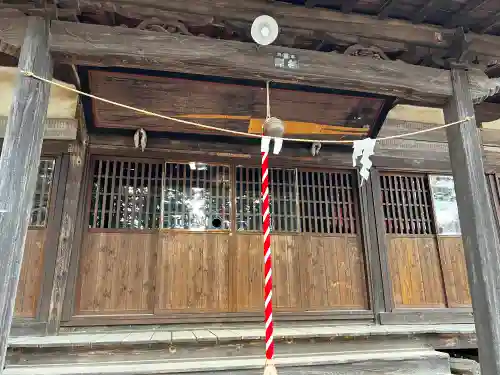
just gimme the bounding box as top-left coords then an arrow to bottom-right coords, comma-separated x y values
2,16 -> 500,108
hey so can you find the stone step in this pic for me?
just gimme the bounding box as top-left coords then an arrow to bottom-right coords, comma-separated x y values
4,347 -> 452,375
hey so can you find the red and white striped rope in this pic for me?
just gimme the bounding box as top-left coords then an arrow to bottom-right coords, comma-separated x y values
261,148 -> 274,362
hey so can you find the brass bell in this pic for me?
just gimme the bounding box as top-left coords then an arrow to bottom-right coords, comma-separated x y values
263,117 -> 285,138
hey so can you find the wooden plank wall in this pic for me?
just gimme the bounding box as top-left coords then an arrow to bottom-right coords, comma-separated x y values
76,232 -> 157,315
387,236 -> 447,308
234,234 -> 368,312
74,232 -> 368,316
15,229 -> 47,318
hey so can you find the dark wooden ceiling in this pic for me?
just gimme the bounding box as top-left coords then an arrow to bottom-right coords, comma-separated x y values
281,0 -> 500,36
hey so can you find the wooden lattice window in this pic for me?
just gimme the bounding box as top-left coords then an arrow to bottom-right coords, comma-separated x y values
162,162 -> 231,230
30,158 -> 56,227
89,159 -> 163,229
235,166 -> 298,232
298,170 -> 358,234
380,173 -> 435,235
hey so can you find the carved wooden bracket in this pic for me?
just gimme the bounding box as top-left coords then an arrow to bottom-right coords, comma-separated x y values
468,69 -> 500,104
344,44 -> 390,60
136,17 -> 193,35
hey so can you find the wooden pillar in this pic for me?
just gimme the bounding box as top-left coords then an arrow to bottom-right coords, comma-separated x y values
0,16 -> 52,371
443,67 -> 500,375
46,142 -> 86,334
358,173 -> 387,319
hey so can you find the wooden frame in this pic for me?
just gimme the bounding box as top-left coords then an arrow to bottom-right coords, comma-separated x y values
61,146 -> 375,325
10,152 -> 64,326
371,168 -> 475,324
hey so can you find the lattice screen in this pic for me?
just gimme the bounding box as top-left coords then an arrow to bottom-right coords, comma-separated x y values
89,159 -> 163,229
235,166 -> 298,232
89,157 -> 361,234
379,173 -> 435,235
298,170 -> 358,234
162,162 -> 231,230
30,158 -> 56,227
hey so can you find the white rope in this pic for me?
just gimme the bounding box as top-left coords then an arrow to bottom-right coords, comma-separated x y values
266,81 -> 271,120
21,70 -> 474,144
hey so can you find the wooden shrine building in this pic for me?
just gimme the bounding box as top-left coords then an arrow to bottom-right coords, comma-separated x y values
3,0 -> 500,374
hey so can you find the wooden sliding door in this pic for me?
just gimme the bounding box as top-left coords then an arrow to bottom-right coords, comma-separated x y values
73,156 -> 370,320
380,172 -> 471,310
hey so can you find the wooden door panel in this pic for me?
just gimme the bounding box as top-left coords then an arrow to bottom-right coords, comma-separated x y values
437,236 -> 471,307
234,234 -> 369,312
75,232 -> 156,315
15,229 -> 46,318
387,236 -> 446,308
155,232 -> 230,313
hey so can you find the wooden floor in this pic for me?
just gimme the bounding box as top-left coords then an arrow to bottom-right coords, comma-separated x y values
5,323 -> 476,375
9,323 -> 476,348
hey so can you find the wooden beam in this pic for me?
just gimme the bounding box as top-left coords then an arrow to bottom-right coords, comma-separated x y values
56,0 -> 500,60
45,21 -> 455,104
443,66 -> 500,375
47,21 -> 500,106
0,14 -> 28,56
46,141 -> 86,334
0,117 -> 77,140
0,16 -> 52,371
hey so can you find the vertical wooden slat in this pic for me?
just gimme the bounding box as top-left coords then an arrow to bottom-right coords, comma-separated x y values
397,176 -> 408,234
346,173 -> 355,234
130,162 -> 137,227
137,162 -> 145,228
107,161 -> 117,229
123,161 -> 131,228
305,171 -> 313,232
414,177 -> 427,234
144,163 -> 152,229
380,176 -> 390,233
36,161 -> 48,225
340,172 -> 348,234
310,172 -> 318,233
393,176 -> 404,234
405,176 -> 415,234
338,172 -> 345,234
327,172 -> 335,234
115,161 -> 124,229
420,177 -> 434,234
386,176 -> 398,234
99,161 -> 110,229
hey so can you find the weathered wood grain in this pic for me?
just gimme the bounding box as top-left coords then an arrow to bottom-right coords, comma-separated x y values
0,16 -> 52,371
155,232 -> 230,313
46,143 -> 86,334
387,236 -> 446,308
14,230 -> 46,319
48,21 -> 453,104
234,234 -> 368,312
436,236 -> 471,308
76,232 -> 157,315
57,0 -> 500,60
0,117 -> 77,140
88,70 -> 383,140
444,67 -> 500,375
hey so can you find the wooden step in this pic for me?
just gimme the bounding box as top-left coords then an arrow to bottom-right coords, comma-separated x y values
4,347 -> 452,375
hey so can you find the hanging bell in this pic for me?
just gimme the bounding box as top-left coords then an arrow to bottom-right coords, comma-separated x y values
263,117 -> 285,138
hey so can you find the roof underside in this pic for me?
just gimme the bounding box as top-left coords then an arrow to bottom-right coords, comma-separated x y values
280,0 -> 500,36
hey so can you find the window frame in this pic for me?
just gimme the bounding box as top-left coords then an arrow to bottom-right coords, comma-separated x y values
85,154 -> 361,235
